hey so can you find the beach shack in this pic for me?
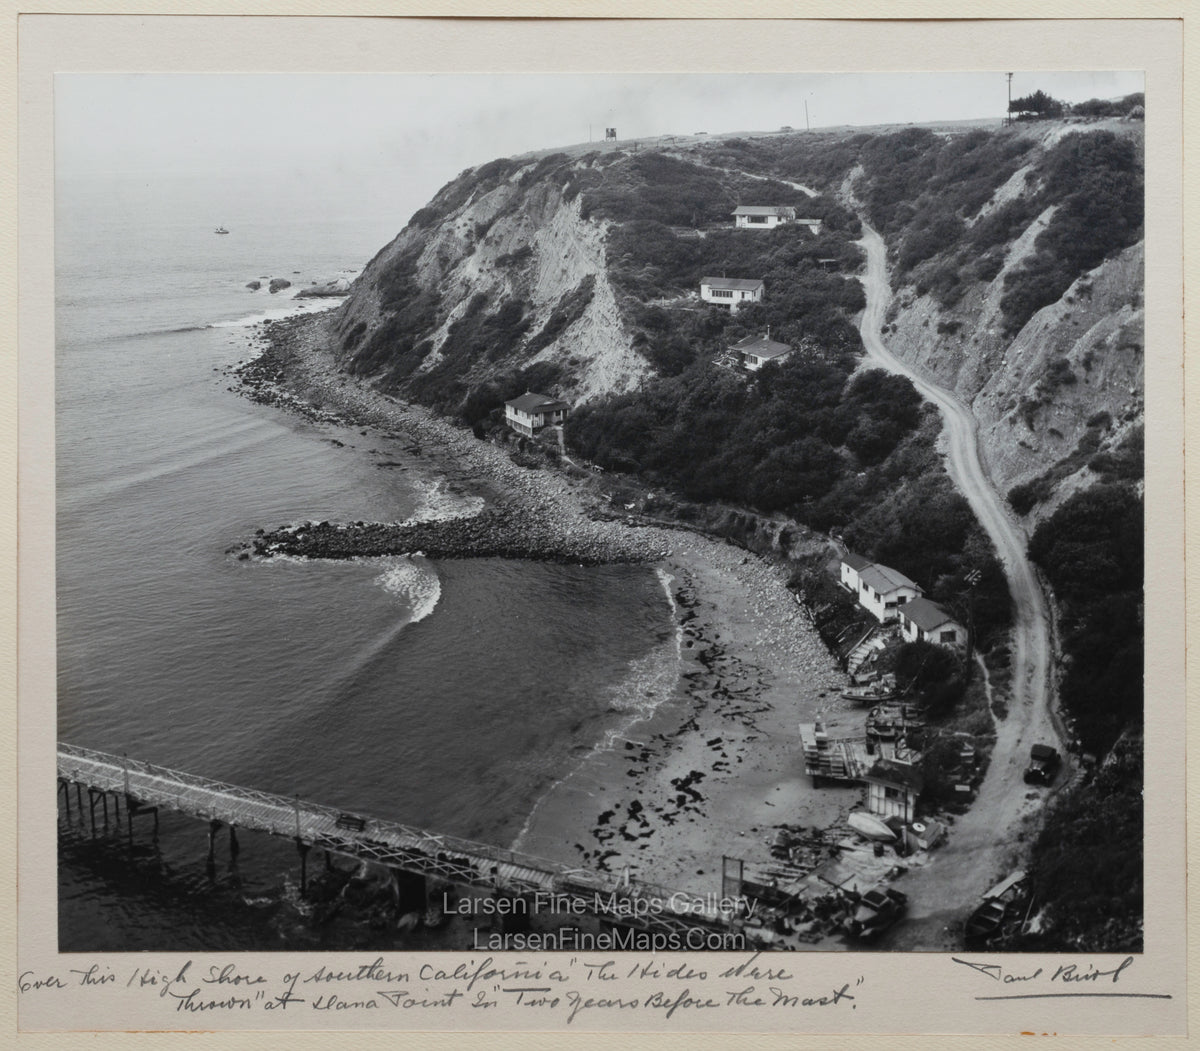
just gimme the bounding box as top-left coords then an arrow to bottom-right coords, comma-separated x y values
700,276 -> 764,312
856,563 -> 923,623
732,333 -> 792,371
863,758 -> 924,823
504,391 -> 570,438
898,597 -> 966,649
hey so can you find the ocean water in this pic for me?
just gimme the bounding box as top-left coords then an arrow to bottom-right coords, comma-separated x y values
55,172 -> 679,951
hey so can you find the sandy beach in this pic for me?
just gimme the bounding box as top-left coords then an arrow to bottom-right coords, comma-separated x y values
236,312 -> 876,911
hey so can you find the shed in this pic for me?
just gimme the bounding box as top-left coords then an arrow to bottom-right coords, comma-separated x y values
863,758 -> 924,823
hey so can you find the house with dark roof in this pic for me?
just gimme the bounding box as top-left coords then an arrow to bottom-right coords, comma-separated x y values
839,552 -> 874,594
863,758 -> 924,822
732,205 -> 796,229
856,563 -> 923,623
504,391 -> 570,438
898,597 -> 966,649
700,276 -> 764,312
732,333 -> 792,371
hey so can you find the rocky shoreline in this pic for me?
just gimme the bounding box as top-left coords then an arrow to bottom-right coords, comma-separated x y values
231,314 -> 671,566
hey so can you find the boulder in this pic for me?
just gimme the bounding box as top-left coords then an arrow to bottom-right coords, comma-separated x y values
245,280 -> 261,290
268,278 -> 292,294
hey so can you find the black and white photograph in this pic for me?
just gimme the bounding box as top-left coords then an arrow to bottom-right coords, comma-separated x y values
52,66 -> 1148,955
16,10 -> 1186,1039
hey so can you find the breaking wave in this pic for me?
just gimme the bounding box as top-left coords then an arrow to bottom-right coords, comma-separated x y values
409,477 -> 485,522
376,554 -> 442,626
602,569 -> 682,723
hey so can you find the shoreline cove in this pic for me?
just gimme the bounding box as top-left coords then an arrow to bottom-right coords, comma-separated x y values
233,312 -> 863,932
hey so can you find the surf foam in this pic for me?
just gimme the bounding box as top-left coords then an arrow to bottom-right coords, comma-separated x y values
376,554 -> 442,625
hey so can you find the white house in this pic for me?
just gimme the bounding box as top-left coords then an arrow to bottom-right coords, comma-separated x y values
732,334 -> 792,371
856,563 -> 923,623
795,218 -> 824,236
700,276 -> 764,312
839,552 -> 874,594
898,597 -> 966,648
732,205 -> 796,230
863,758 -> 924,823
504,391 -> 570,438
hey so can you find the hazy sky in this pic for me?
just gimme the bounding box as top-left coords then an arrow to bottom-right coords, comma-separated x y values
56,71 -> 1144,231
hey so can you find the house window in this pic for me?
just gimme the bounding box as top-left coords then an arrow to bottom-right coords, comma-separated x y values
885,600 -> 897,609
940,629 -> 957,643
884,786 -> 901,799
748,215 -> 768,224
710,288 -> 733,298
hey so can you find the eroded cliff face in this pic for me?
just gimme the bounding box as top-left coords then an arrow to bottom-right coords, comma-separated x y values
330,156 -> 646,410
869,128 -> 1144,527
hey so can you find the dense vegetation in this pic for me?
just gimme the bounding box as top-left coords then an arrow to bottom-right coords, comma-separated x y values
1028,482 -> 1143,755
1017,732 -> 1143,951
692,122 -> 1143,336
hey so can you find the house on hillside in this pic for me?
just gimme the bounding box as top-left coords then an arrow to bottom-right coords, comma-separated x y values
700,276 -> 764,312
856,563 -> 923,623
839,552 -> 874,594
863,758 -> 924,823
732,205 -> 796,230
732,333 -> 792,371
504,391 -> 570,438
795,218 -> 824,236
898,597 -> 966,649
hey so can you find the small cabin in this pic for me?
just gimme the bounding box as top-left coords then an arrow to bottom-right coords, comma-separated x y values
732,333 -> 792,371
504,391 -> 570,438
700,276 -> 764,312
898,597 -> 966,649
732,205 -> 796,230
857,563 -> 923,624
864,758 -> 924,823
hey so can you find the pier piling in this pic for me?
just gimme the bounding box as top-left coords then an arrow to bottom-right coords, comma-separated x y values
295,839 -> 311,897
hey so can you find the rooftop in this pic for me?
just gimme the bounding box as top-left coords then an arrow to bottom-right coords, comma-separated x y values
841,552 -> 874,572
858,563 -> 921,595
732,205 -> 796,217
701,276 -> 765,291
733,334 -> 791,359
899,596 -> 957,632
505,391 -> 570,413
864,758 -> 925,793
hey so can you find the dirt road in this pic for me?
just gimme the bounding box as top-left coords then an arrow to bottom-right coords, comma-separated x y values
856,223 -> 1061,948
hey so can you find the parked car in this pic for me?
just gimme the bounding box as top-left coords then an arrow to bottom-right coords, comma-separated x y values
1023,744 -> 1061,785
844,886 -> 908,940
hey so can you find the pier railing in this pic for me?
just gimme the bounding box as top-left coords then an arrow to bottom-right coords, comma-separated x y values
57,743 -> 738,937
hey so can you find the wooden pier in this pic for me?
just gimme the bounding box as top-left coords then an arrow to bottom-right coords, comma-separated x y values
57,743 -> 734,938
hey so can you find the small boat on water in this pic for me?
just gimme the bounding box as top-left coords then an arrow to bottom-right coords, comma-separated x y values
848,811 -> 896,842
214,226 -> 230,235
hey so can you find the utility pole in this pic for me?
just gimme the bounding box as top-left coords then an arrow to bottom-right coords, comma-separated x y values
805,100 -> 810,131
1006,73 -> 1013,126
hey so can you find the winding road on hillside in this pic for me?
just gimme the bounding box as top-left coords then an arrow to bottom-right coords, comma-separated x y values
855,223 -> 1062,948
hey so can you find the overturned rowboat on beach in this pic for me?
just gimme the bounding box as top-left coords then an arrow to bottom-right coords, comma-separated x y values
848,811 -> 896,842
